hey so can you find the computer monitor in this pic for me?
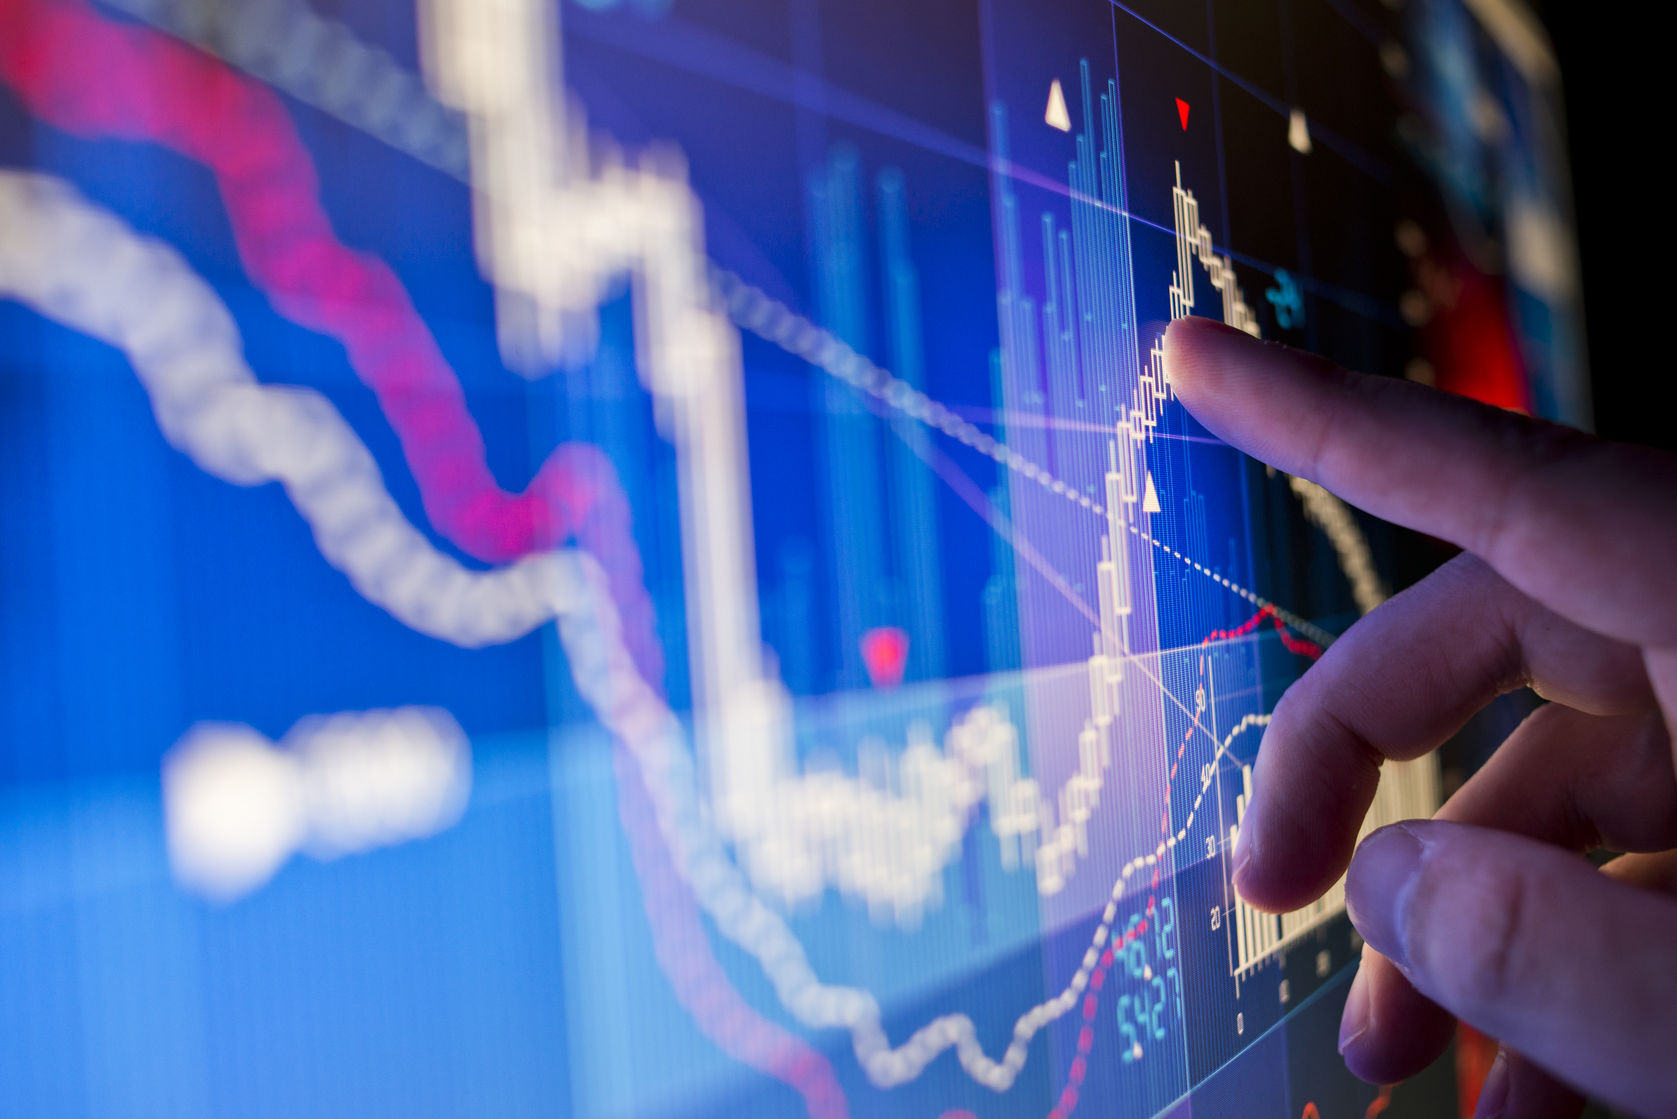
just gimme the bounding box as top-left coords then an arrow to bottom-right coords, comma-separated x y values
0,0 -> 1584,1115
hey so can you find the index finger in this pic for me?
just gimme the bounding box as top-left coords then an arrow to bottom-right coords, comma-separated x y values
1162,317 -> 1677,649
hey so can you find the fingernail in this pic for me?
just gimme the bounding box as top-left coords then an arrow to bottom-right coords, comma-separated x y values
1230,829 -> 1254,898
1163,318 -> 1246,369
1171,315 -> 1247,339
1344,823 -> 1424,972
1337,966 -> 1371,1055
1474,1049 -> 1509,1119
1229,766 -> 1260,898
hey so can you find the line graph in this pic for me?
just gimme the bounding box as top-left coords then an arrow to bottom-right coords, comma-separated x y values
24,0 -> 1363,655
412,0 -> 1369,947
0,0 -> 1586,1112
0,160 -> 1110,1099
0,155 -> 1365,1107
0,168 -> 849,1119
0,0 -> 662,683
977,61 -> 1436,998
0,1 -> 1438,1113
0,13 -> 1020,1092
716,269 -> 1335,649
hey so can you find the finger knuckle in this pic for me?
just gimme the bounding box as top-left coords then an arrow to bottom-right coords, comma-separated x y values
1472,417 -> 1585,568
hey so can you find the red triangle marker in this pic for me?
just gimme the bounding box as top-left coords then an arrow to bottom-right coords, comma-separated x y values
1176,98 -> 1190,130
860,626 -> 910,689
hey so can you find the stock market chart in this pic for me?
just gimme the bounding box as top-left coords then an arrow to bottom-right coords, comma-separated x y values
0,0 -> 1585,1116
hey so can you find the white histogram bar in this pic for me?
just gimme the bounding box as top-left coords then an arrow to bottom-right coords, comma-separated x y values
1228,754 -> 1438,976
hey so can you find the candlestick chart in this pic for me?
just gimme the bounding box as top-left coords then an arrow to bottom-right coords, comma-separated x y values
0,0 -> 1583,1116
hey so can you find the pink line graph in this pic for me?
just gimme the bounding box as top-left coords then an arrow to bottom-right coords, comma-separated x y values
0,0 -> 659,685
612,744 -> 849,1119
0,0 -> 853,1106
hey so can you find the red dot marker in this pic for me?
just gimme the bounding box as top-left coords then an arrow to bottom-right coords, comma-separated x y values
1176,98 -> 1190,130
860,626 -> 910,688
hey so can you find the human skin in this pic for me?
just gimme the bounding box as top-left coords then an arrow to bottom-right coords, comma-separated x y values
1162,316 -> 1677,1118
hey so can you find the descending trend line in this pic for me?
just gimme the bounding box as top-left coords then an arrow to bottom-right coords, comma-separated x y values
56,0 -> 1362,650
0,169 -> 1337,1102
610,745 -> 849,1119
0,0 -> 1421,1101
717,269 -> 1337,652
0,0 -> 1368,919
0,0 -> 651,681
0,170 -> 845,1119
0,170 -> 594,652
1162,160 -> 1258,331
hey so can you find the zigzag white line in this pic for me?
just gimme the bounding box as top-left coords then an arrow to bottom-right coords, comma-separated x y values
0,169 -> 1238,1093
0,177 -> 578,649
94,0 -> 1360,647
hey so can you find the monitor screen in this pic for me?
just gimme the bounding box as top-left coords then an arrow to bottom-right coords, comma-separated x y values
0,0 -> 1584,1116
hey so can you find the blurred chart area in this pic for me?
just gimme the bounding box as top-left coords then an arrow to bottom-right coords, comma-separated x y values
0,0 -> 1582,1116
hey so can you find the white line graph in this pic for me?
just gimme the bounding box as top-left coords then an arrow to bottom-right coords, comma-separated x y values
97,0 -> 1362,652
0,0 -> 1431,1098
417,0 -> 1290,939
0,169 -> 1136,1092
0,171 -> 581,651
0,156 -> 1341,1102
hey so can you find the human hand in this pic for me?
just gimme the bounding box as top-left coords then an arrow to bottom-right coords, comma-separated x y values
1163,316 -> 1677,1118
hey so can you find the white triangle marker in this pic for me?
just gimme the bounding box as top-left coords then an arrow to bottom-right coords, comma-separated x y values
1288,109 -> 1312,155
1143,471 -> 1161,514
1045,80 -> 1071,133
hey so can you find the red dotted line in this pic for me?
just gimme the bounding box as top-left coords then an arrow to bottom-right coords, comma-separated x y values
1044,606 -> 1323,1119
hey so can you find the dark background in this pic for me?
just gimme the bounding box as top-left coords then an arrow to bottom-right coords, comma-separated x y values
1465,15 -> 1652,1115
1537,4 -> 1659,449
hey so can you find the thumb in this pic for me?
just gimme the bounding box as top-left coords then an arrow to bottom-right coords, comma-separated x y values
1344,820 -> 1677,1116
